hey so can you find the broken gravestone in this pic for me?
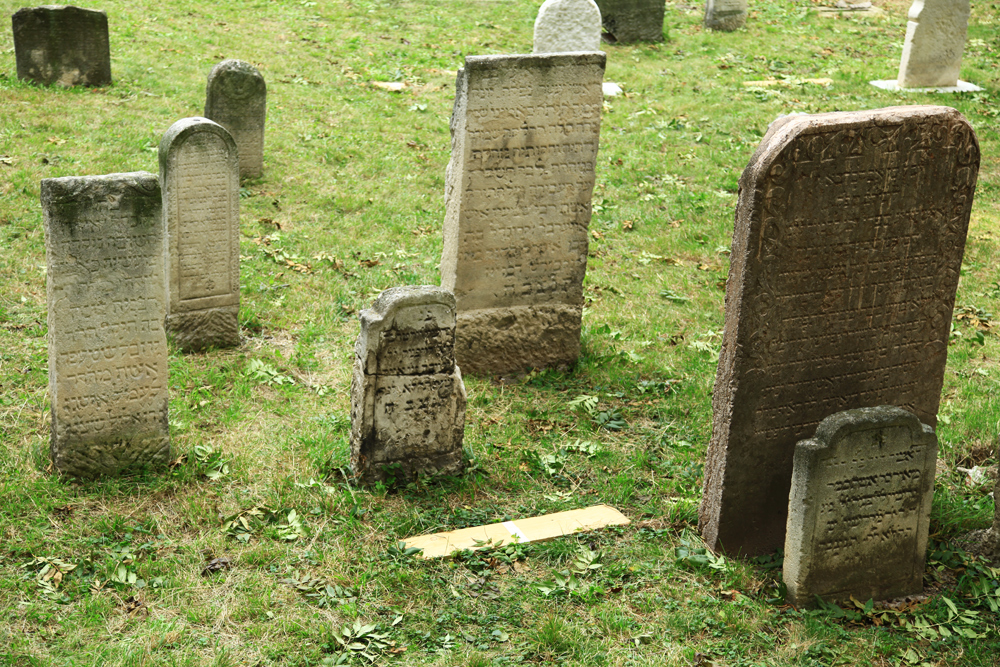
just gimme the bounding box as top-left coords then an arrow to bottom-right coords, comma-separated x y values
12,5 -> 111,86
43,172 -> 169,477
595,0 -> 665,43
700,106 -> 979,556
704,0 -> 747,32
784,406 -> 937,606
898,0 -> 970,88
534,0 -> 603,53
351,286 -> 466,484
159,117 -> 241,352
204,59 -> 267,179
441,53 -> 604,375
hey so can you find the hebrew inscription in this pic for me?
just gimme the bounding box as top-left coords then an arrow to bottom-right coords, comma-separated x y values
205,59 -> 267,179
44,172 -> 169,477
700,106 -> 979,556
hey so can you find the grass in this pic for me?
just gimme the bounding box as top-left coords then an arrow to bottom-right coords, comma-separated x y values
1,0 -> 999,664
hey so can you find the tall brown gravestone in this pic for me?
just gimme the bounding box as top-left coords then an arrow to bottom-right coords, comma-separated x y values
44,172 -> 169,477
159,117 -> 240,352
595,0 -> 665,43
204,59 -> 267,179
12,5 -> 111,87
440,53 -> 605,375
700,106 -> 979,556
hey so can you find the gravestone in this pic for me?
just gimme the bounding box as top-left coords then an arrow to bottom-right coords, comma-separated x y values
12,5 -> 111,87
897,0 -> 970,88
533,0 -> 602,53
43,172 -> 169,477
351,286 -> 466,483
699,106 -> 979,556
784,406 -> 937,606
704,0 -> 747,31
159,117 -> 240,352
595,0 -> 665,43
440,53 -> 605,374
204,59 -> 267,179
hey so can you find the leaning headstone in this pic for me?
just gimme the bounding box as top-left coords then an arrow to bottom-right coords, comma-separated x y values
159,117 -> 240,352
441,53 -> 605,374
784,406 -> 937,606
44,172 -> 169,477
595,0 -> 665,43
700,106 -> 979,556
534,0 -> 602,53
12,5 -> 111,87
898,0 -> 969,88
351,286 -> 466,484
704,0 -> 747,31
204,59 -> 267,179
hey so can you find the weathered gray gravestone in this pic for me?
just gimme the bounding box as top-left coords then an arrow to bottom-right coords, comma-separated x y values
595,0 -> 665,43
534,0 -> 603,53
784,406 -> 937,606
44,172 -> 169,477
204,59 -> 267,179
704,0 -> 747,31
159,117 -> 240,352
351,286 -> 466,483
700,106 -> 979,556
12,5 -> 111,87
441,53 -> 605,375
897,0 -> 970,88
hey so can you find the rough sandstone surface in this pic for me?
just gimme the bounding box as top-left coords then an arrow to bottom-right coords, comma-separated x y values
533,0 -> 603,53
204,59 -> 267,179
595,0 -> 665,42
44,172 -> 169,477
699,106 -> 979,556
12,5 -> 111,87
704,0 -> 747,32
898,0 -> 970,88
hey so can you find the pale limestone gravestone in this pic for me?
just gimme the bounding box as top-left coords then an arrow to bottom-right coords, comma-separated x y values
12,5 -> 111,87
204,59 -> 267,179
595,0 -> 665,43
704,0 -> 747,31
784,406 -> 937,606
700,106 -> 979,556
159,117 -> 240,352
43,172 -> 169,477
351,286 -> 466,483
440,53 -> 605,374
534,0 -> 602,53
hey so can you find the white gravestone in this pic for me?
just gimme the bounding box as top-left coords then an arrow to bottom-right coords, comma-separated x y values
534,0 -> 603,53
205,59 -> 267,179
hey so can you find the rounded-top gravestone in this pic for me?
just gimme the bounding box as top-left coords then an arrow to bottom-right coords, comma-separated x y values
533,0 -> 603,53
204,59 -> 267,179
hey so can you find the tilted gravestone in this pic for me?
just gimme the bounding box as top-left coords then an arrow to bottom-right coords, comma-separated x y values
159,117 -> 240,352
12,5 -> 111,87
699,106 -> 979,556
441,53 -> 605,375
351,286 -> 466,483
704,0 -> 747,32
534,0 -> 602,53
897,0 -> 970,88
204,59 -> 267,179
43,172 -> 169,477
784,406 -> 937,606
595,0 -> 665,43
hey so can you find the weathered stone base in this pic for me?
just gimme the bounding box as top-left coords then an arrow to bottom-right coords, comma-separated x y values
965,528 -> 1000,563
51,430 -> 170,479
455,305 -> 582,375
167,306 -> 239,352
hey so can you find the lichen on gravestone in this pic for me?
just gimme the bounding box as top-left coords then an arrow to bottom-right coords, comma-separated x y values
533,0 -> 603,53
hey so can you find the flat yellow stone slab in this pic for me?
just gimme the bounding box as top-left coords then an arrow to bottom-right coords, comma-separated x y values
403,505 -> 630,559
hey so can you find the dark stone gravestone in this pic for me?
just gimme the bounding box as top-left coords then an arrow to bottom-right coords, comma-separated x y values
12,5 -> 111,86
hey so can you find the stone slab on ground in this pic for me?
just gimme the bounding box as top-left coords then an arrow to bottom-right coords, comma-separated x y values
870,79 -> 981,93
534,0 -> 603,53
12,5 -> 111,86
204,59 -> 267,179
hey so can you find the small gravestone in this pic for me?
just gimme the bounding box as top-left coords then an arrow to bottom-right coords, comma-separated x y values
699,106 -> 979,556
204,59 -> 267,179
899,0 -> 969,88
534,0 -> 602,53
44,172 -> 169,477
784,406 -> 937,606
12,5 -> 111,87
704,0 -> 747,31
351,286 -> 467,484
595,0 -> 665,43
159,117 -> 240,352
441,53 -> 605,374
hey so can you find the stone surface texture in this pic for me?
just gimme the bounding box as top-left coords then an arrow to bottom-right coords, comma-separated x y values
44,172 -> 169,477
159,117 -> 240,352
784,406 -> 937,606
897,0 -> 970,88
699,106 -> 979,556
533,0 -> 603,53
351,286 -> 467,484
441,53 -> 605,374
595,0 -> 665,42
204,59 -> 267,179
704,0 -> 748,31
12,5 -> 111,86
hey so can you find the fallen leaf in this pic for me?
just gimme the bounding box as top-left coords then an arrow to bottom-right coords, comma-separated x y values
621,220 -> 634,231
201,557 -> 233,576
359,258 -> 380,268
591,229 -> 604,240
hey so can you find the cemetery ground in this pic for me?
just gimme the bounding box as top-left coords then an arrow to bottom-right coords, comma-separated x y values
0,0 -> 999,664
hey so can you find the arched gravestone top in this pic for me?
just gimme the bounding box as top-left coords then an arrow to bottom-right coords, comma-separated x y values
204,59 -> 267,179
534,0 -> 603,53
12,5 -> 111,86
699,105 -> 979,557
